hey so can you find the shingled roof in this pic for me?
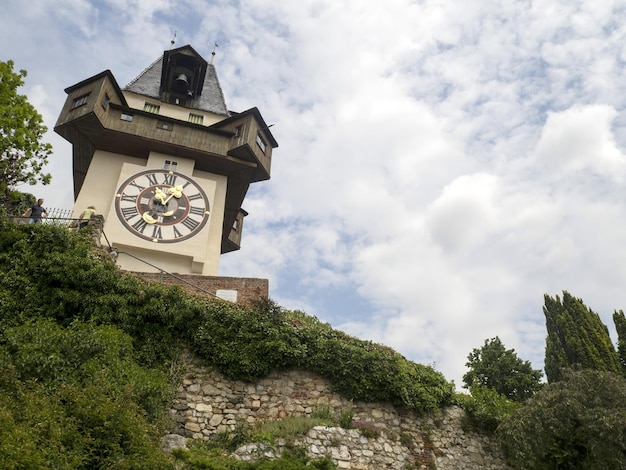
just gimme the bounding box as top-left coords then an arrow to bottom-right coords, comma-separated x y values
124,45 -> 230,117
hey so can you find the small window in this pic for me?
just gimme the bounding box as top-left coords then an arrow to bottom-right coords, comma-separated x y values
256,132 -> 267,153
157,121 -> 172,131
120,113 -> 134,122
101,93 -> 110,110
143,102 -> 160,114
71,93 -> 90,109
234,125 -> 243,137
164,160 -> 178,171
188,113 -> 204,125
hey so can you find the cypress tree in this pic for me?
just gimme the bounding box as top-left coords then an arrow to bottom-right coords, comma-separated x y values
613,309 -> 626,374
543,291 -> 621,383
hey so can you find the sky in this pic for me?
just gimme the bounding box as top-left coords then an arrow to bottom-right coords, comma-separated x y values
4,0 -> 626,388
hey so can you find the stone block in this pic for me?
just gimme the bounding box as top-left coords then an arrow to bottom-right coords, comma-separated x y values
185,422 -> 201,432
209,414 -> 223,426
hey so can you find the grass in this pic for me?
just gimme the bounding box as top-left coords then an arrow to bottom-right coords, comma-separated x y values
253,416 -> 331,443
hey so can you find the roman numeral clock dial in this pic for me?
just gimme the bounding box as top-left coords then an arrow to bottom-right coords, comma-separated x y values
114,170 -> 210,243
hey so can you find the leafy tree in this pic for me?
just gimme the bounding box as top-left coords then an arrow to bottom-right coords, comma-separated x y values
462,337 -> 543,402
544,292 -> 621,383
613,309 -> 626,374
498,368 -> 626,470
0,190 -> 35,219
0,60 -> 52,205
456,384 -> 521,434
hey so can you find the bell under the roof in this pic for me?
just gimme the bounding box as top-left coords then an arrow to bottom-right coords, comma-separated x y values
124,45 -> 229,116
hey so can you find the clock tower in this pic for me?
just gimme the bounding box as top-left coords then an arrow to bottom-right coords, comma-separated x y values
54,45 -> 277,277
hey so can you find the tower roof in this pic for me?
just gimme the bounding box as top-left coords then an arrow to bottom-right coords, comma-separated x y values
124,45 -> 229,117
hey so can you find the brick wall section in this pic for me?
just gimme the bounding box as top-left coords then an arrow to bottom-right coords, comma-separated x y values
131,272 -> 268,306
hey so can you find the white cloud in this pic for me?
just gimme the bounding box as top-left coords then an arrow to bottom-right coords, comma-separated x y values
534,105 -> 626,180
425,173 -> 500,253
6,0 -> 626,387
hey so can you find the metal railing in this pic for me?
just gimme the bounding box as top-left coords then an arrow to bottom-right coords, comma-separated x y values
48,208 -> 74,219
13,208 -> 75,226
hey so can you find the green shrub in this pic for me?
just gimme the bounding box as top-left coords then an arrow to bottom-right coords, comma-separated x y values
0,316 -> 174,468
194,300 -> 453,412
399,432 -> 414,448
352,421 -> 380,439
255,451 -> 336,469
311,404 -> 333,420
1,218 -> 454,416
337,407 -> 354,428
0,215 -> 457,467
302,328 -> 454,413
0,375 -> 173,469
172,442 -> 251,469
2,318 -> 172,417
0,382 -> 87,469
174,441 -> 336,469
192,300 -> 308,382
498,369 -> 626,470
456,385 -> 520,434
253,416 -> 327,443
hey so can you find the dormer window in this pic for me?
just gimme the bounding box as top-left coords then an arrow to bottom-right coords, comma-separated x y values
71,93 -> 90,109
164,160 -> 178,171
256,132 -> 267,154
188,113 -> 204,125
143,102 -> 160,114
101,93 -> 110,110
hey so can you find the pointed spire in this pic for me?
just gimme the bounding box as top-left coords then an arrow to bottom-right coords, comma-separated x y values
211,42 -> 218,65
170,31 -> 177,50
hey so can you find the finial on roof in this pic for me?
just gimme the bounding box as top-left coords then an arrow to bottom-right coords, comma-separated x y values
170,31 -> 177,49
211,42 -> 218,64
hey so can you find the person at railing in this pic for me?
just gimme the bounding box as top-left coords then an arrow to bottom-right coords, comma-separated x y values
78,206 -> 96,229
21,198 -> 48,224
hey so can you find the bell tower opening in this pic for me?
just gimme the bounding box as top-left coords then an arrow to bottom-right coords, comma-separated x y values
160,49 -> 207,107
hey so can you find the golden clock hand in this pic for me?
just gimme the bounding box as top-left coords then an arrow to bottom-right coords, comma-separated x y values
142,212 -> 158,224
162,185 -> 184,204
154,187 -> 168,204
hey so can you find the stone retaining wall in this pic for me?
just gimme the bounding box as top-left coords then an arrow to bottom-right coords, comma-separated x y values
165,357 -> 509,469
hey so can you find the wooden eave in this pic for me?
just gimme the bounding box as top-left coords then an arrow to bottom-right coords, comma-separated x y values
55,103 -> 256,176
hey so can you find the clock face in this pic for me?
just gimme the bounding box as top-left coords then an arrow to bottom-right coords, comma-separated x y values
114,169 -> 210,243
